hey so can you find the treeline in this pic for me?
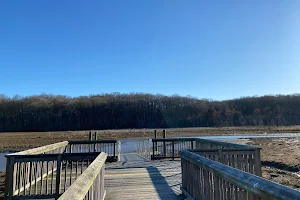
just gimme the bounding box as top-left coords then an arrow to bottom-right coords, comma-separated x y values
0,93 -> 300,132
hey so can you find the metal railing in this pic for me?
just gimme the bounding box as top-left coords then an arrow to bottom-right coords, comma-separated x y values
58,152 -> 107,200
180,150 -> 300,200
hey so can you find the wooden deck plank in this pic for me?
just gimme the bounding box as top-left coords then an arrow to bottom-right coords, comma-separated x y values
104,157 -> 186,200
14,153 -> 186,200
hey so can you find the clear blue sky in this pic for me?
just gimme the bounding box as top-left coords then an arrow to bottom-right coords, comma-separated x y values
0,1 -> 299,100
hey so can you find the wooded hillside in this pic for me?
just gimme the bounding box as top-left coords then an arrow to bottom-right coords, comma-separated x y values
0,93 -> 299,132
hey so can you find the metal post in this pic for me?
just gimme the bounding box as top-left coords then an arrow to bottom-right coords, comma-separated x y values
94,132 -> 97,140
154,130 -> 157,138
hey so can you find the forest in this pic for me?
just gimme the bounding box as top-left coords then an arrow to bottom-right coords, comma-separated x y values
0,93 -> 300,132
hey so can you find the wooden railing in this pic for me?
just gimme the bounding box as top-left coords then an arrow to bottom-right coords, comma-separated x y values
4,141 -> 68,199
180,150 -> 300,200
195,138 -> 256,149
66,140 -> 119,162
151,138 -> 196,160
4,140 -> 118,200
5,152 -> 100,199
58,152 -> 107,200
190,148 -> 261,176
136,140 -> 151,160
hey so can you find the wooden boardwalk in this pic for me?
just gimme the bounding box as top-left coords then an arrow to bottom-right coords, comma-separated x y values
104,153 -> 186,200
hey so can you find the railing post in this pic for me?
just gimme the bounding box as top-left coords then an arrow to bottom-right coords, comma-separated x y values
148,139 -> 151,160
191,141 -> 194,149
118,141 -> 121,161
4,156 -> 14,200
55,154 -> 62,199
254,148 -> 262,176
154,129 -> 157,138
93,132 -> 97,152
172,141 -> 175,160
218,149 -> 223,163
113,142 -> 116,160
213,174 -> 220,200
163,130 -> 166,157
152,140 -> 155,160
88,131 -> 92,140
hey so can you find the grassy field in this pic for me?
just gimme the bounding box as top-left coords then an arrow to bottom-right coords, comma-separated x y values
247,137 -> 300,190
1,126 -> 300,151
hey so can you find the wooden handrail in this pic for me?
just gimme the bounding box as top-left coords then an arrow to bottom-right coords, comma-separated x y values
189,148 -> 259,152
152,138 -> 197,142
180,150 -> 300,200
58,152 -> 107,200
151,138 -> 259,149
6,141 -> 68,155
194,138 -> 259,149
68,140 -> 118,144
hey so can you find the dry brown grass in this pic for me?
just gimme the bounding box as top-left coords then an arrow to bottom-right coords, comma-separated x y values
247,137 -> 300,190
0,126 -> 300,151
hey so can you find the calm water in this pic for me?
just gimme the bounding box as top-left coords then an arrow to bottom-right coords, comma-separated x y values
120,139 -> 144,153
0,152 -> 11,170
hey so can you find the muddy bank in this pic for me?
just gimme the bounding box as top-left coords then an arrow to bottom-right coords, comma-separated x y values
247,137 -> 300,190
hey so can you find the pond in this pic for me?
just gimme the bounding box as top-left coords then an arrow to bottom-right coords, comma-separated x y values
0,152 -> 10,170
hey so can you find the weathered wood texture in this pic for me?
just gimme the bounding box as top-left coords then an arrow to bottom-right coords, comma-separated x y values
58,152 -> 107,200
190,148 -> 261,176
8,141 -> 68,156
194,138 -> 257,149
104,159 -> 185,200
136,140 -> 151,160
180,150 -> 300,200
5,152 -> 100,200
4,140 -> 118,200
66,140 -> 119,161
151,138 -> 196,160
4,141 -> 68,200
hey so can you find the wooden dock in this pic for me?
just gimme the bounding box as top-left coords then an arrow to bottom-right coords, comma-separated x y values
104,153 -> 185,200
5,137 -> 300,200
